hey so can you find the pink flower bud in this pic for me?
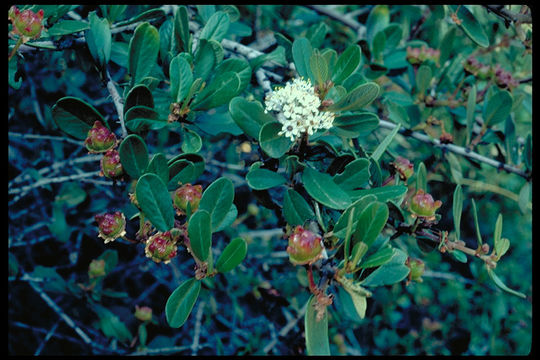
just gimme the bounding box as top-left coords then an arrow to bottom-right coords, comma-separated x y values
134,305 -> 153,322
84,121 -> 117,153
9,6 -> 44,40
100,149 -> 124,179
95,211 -> 126,243
88,259 -> 106,278
410,190 -> 442,218
392,156 -> 414,181
173,183 -> 202,215
286,226 -> 324,265
144,231 -> 179,264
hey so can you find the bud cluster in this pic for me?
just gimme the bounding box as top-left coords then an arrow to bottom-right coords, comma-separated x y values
8,6 -> 44,40
95,211 -> 126,243
410,189 -> 442,219
463,56 -> 519,90
144,231 -> 179,264
406,46 -> 440,65
286,225 -> 324,265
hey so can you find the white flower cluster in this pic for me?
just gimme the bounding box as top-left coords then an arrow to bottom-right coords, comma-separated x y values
264,78 -> 335,142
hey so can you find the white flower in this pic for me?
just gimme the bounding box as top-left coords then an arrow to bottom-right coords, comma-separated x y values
264,78 -> 335,142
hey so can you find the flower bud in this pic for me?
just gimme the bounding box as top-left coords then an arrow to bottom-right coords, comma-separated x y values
286,225 -> 324,265
173,183 -> 202,215
100,149 -> 124,179
407,258 -> 425,283
84,121 -> 117,153
88,259 -> 106,278
144,231 -> 179,264
9,6 -> 44,40
95,211 -> 126,243
410,189 -> 442,218
134,305 -> 153,322
391,156 -> 414,181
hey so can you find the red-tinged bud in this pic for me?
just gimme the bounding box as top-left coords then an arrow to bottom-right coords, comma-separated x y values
100,149 -> 124,179
95,211 -> 126,243
134,305 -> 153,322
391,156 -> 414,181
144,231 -> 179,264
439,132 -> 453,144
407,258 -> 425,283
84,121 -> 117,153
173,183 -> 202,215
9,6 -> 44,40
493,65 -> 519,91
88,259 -> 106,278
410,189 -> 442,218
286,225 -> 324,265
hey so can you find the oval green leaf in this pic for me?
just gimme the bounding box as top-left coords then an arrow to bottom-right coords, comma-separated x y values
332,44 -> 361,85
216,237 -> 247,272
282,189 -> 316,226
52,97 -> 106,139
327,82 -> 380,113
168,159 -> 196,190
353,201 -> 389,247
305,295 -> 330,355
229,97 -> 273,139
259,121 -> 293,159
145,153 -> 169,184
165,278 -> 201,328
119,134 -> 149,179
128,22 -> 160,86
302,167 -> 351,210
198,177 -> 235,231
188,210 -> 212,261
125,84 -> 154,115
135,173 -> 174,232
246,168 -> 287,190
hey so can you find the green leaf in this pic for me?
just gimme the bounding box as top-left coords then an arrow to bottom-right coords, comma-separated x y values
173,6 -> 191,54
333,158 -> 370,191
332,44 -> 361,84
359,245 -> 394,268
522,133 -> 532,170
199,11 -> 230,42
98,249 -> 119,275
167,153 -> 205,180
86,12 -> 111,68
145,153 -> 169,184
309,51 -> 329,86
415,64 -> 432,95
215,58 -> 251,93
125,105 -> 165,133
192,71 -> 240,110
484,90 -> 512,126
199,177 -> 235,232
487,268 -> 526,299
52,97 -> 106,139
119,134 -> 149,178
305,22 -> 329,49
366,5 -> 390,46
136,173 -> 175,232
166,278 -> 201,328
246,168 -> 287,190
48,20 -> 89,36
305,295 -> 330,355
188,210 -> 212,261
518,182 -> 531,214
167,160 -> 196,190
215,204 -> 238,233
302,167 -> 351,210
331,111 -> 380,138
339,277 -> 371,319
229,97 -> 273,139
258,121 -> 293,159
333,195 -> 377,239
450,249 -> 468,263
466,84 -> 477,144
216,237 -> 247,272
125,84 -> 154,114
493,213 -> 504,255
181,128 -> 202,153
416,162 -> 427,192
348,185 -> 408,203
49,202 -> 70,243
361,249 -> 409,287
370,124 -> 400,161
353,201 -> 388,247
327,82 -> 380,113
193,39 -> 217,82
447,153 -> 463,184
453,184 -> 463,241
8,56 -> 22,90
128,22 -> 160,86
169,54 -> 193,103
55,182 -> 87,208
92,304 -> 133,342
471,199 -> 483,246
115,8 -> 165,27
292,37 -> 313,80
282,189 -> 316,226
450,5 -> 489,48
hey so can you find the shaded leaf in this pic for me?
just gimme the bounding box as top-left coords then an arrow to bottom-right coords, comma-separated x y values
136,173 -> 174,232
166,278 -> 201,328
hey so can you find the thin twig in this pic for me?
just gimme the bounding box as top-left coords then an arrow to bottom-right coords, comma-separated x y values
34,320 -> 60,355
191,300 -> 206,355
484,5 -> 532,24
262,302 -> 308,354
9,171 -> 104,196
27,278 -> 94,346
106,71 -> 127,138
378,119 -> 530,179
305,5 -> 366,38
8,132 -> 84,147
